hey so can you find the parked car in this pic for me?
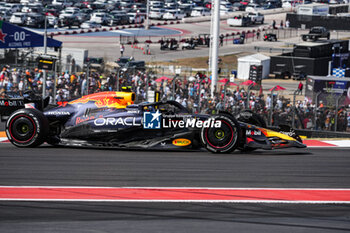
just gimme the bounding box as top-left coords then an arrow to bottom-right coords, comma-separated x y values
245,3 -> 264,12
115,56 -> 145,70
115,56 -> 134,67
0,10 -> 12,22
301,26 -> 330,41
127,12 -> 145,24
192,0 -> 204,7
3,3 -> 21,13
58,15 -> 81,28
149,1 -> 164,8
52,0 -> 73,8
90,12 -> 111,25
282,0 -> 300,8
263,33 -> 277,41
126,60 -> 146,70
45,8 -> 60,17
165,2 -> 178,8
109,14 -> 130,25
80,21 -> 102,29
9,12 -> 27,26
190,7 -> 211,17
227,15 -> 251,27
262,1 -> 280,9
149,8 -> 165,19
59,10 -> 80,19
163,9 -> 185,20
266,0 -> 282,7
179,5 -> 193,17
220,2 -> 233,11
247,12 -> 264,24
85,57 -> 105,71
47,15 -> 58,27
220,8 -> 234,15
25,13 -> 45,28
132,3 -> 146,9
178,0 -> 194,8
232,2 -> 246,11
21,5 -> 42,13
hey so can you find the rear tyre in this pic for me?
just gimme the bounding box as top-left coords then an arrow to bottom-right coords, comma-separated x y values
201,114 -> 241,153
6,109 -> 49,148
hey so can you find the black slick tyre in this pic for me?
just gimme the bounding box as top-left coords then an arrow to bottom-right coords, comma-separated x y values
201,114 -> 241,153
6,109 -> 49,148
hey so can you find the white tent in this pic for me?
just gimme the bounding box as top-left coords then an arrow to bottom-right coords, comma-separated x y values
237,53 -> 270,80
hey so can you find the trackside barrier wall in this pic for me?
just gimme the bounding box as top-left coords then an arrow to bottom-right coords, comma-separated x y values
295,129 -> 350,138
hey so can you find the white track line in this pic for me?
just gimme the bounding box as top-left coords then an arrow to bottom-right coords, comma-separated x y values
1,186 -> 350,190
0,199 -> 349,204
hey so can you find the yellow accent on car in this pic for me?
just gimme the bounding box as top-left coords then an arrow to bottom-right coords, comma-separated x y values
258,128 -> 297,141
172,138 -> 191,146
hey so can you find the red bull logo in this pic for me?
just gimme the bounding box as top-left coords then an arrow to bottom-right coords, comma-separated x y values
69,92 -> 135,108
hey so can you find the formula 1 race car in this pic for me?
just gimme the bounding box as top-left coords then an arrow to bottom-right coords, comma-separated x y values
1,91 -> 306,153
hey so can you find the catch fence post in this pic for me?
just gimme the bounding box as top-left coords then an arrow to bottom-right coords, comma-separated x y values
292,90 -> 298,129
334,95 -> 342,132
314,92 -> 321,130
269,89 -> 275,126
247,83 -> 254,110
86,62 -> 90,94
52,61 -> 57,104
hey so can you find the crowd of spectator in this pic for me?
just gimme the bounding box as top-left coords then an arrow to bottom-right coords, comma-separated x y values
1,65 -> 350,132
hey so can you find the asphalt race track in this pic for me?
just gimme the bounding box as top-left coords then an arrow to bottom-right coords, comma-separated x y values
0,144 -> 350,232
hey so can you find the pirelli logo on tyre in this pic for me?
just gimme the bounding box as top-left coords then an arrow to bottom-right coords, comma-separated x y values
172,138 -> 191,147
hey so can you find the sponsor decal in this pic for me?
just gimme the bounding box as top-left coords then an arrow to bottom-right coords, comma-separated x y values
143,110 -> 161,129
246,129 -> 262,136
25,103 -> 35,109
279,131 -> 295,137
76,116 -> 94,125
143,112 -> 222,129
142,111 -> 222,129
127,110 -> 139,114
172,138 -> 191,146
94,117 -> 141,127
45,111 -> 70,116
163,118 -> 221,128
239,111 -> 253,119
57,102 -> 68,107
0,99 -> 24,107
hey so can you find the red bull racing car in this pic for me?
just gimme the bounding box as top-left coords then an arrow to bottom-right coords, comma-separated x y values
0,91 -> 306,153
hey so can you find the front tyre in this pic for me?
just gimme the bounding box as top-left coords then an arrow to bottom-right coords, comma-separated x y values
6,109 -> 49,148
201,114 -> 241,153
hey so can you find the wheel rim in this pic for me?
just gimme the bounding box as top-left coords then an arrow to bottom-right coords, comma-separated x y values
8,115 -> 36,143
215,129 -> 225,139
205,120 -> 237,149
